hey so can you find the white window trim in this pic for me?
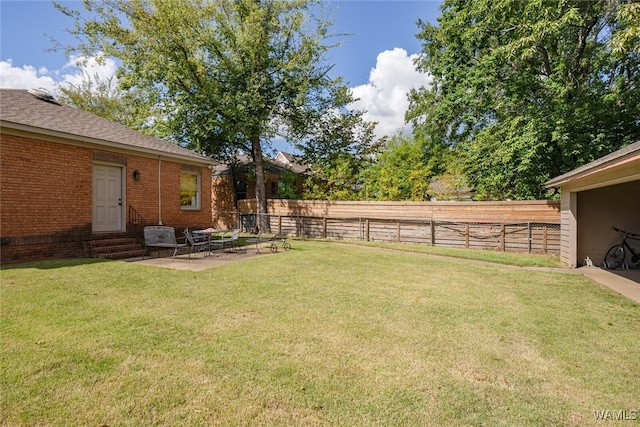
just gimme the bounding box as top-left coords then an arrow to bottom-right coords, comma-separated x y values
180,170 -> 201,210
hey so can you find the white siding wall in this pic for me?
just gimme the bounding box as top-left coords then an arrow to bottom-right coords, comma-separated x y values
560,190 -> 577,267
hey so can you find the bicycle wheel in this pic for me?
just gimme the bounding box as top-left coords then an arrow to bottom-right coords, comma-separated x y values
604,244 -> 625,269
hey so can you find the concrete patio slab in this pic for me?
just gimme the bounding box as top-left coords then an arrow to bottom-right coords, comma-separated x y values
578,266 -> 640,303
125,247 -> 273,271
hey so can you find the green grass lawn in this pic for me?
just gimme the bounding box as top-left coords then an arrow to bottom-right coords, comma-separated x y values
2,241 -> 638,426
330,239 -> 562,267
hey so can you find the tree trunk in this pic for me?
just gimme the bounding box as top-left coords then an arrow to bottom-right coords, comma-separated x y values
251,135 -> 270,233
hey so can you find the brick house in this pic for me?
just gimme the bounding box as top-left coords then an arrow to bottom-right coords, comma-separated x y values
212,152 -> 307,228
0,89 -> 217,263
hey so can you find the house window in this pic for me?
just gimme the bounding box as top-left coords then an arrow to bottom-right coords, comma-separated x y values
180,170 -> 200,210
235,180 -> 247,201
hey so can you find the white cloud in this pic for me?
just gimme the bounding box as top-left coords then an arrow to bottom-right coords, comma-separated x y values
0,59 -> 58,93
0,54 -> 119,97
348,48 -> 431,140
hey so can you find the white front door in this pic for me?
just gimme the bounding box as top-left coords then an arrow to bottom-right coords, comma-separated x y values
93,164 -> 123,232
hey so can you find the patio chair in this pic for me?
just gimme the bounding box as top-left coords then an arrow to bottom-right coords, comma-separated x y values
184,227 -> 210,258
143,226 -> 187,259
211,228 -> 242,253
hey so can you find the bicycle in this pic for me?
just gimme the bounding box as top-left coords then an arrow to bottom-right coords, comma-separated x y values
603,227 -> 640,270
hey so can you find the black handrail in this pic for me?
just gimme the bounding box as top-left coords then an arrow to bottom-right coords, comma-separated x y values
128,205 -> 147,242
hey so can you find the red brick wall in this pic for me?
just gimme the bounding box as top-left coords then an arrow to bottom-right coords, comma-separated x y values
1,134 -> 93,263
153,160 -> 213,229
212,176 -> 238,229
126,155 -> 160,225
1,133 -> 212,264
2,134 -> 93,237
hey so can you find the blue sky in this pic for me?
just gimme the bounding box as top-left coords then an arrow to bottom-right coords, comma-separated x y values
1,0 -> 442,143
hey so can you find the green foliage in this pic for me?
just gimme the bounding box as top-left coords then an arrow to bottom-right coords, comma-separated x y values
408,0 -> 640,200
295,107 -> 383,201
299,111 -> 383,200
277,169 -> 299,200
292,102 -> 379,165
57,71 -> 153,133
303,155 -> 363,201
361,134 -> 433,201
611,2 -> 640,55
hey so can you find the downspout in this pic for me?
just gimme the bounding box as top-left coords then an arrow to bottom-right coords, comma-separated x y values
158,157 -> 163,225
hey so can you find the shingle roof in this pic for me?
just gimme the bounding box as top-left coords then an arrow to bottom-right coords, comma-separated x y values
0,89 -> 216,165
275,151 -> 309,174
213,151 -> 309,176
545,141 -> 640,188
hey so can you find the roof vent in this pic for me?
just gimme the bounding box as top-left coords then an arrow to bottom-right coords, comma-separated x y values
27,88 -> 61,105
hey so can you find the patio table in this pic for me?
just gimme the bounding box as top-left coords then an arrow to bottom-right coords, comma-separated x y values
193,228 -> 229,255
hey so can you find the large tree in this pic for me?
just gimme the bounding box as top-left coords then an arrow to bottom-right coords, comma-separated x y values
57,0 -> 367,230
57,71 -> 153,133
298,108 -> 382,200
407,0 -> 640,200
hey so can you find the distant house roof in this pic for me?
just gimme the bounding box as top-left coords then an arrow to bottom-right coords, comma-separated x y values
274,151 -> 308,174
545,141 -> 640,188
0,88 -> 216,165
213,151 -> 309,177
212,154 -> 251,176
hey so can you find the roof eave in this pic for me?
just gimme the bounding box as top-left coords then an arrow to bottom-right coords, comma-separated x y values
545,152 -> 640,188
545,142 -> 640,188
1,120 -> 218,166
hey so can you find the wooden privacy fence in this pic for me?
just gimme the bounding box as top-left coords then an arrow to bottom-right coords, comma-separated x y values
238,199 -> 561,223
223,200 -> 562,254
237,214 -> 560,254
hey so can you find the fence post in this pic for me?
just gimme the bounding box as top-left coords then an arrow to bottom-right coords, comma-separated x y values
528,222 -> 532,253
430,221 -> 436,247
323,217 -> 327,239
543,224 -> 548,253
396,221 -> 401,243
366,219 -> 370,241
278,215 -> 282,235
465,224 -> 470,249
500,224 -> 506,251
